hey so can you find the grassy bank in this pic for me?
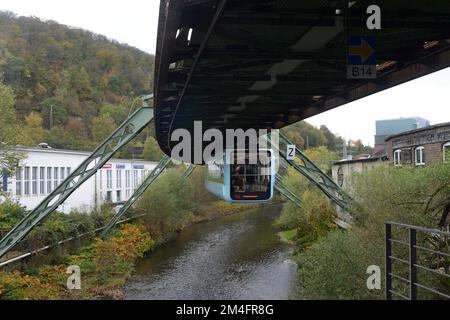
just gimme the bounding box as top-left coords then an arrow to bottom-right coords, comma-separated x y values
0,223 -> 153,299
0,201 -> 258,300
277,162 -> 450,299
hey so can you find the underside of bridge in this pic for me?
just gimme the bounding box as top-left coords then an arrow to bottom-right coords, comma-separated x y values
154,0 -> 450,158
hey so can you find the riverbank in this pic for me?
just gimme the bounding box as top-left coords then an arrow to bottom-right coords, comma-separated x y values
0,201 -> 261,300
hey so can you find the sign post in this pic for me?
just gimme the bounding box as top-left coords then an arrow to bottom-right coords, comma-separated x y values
347,36 -> 376,79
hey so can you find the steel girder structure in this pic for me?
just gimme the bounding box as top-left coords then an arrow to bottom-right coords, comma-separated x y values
101,155 -> 173,237
101,162 -> 197,237
0,96 -> 155,259
274,175 -> 302,208
154,0 -> 450,158
266,131 -> 351,228
182,164 -> 196,179
275,131 -> 351,211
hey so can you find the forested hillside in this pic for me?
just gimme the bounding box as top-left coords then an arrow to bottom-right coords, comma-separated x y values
281,121 -> 372,156
0,11 -> 155,152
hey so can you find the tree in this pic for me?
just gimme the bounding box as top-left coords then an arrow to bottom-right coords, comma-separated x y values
99,102 -> 127,125
0,81 -> 25,173
142,137 -> 164,161
136,168 -> 193,235
296,163 -> 450,299
40,98 -> 68,129
304,146 -> 338,174
24,112 -> 44,144
282,121 -> 327,149
320,125 -> 338,152
91,113 -> 116,144
0,81 -> 18,143
285,131 -> 305,149
0,13 -> 154,151
64,117 -> 89,150
69,66 -> 91,100
43,126 -> 71,149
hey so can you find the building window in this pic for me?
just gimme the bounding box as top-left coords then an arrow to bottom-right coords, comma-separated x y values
116,190 -> 121,202
116,170 -> 122,189
106,190 -> 112,202
401,148 -> 412,164
126,189 -> 130,198
67,167 -> 71,177
54,167 -> 59,189
60,167 -> 65,182
133,170 -> 138,189
15,167 -> 22,196
32,167 -> 38,195
394,150 -> 402,166
444,142 -> 450,162
415,146 -> 425,166
24,167 -> 30,196
106,170 -> 112,189
47,167 -> 52,193
39,167 -> 45,195
99,170 -> 103,190
125,170 -> 130,188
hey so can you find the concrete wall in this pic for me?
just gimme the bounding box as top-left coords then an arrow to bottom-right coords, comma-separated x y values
331,159 -> 383,190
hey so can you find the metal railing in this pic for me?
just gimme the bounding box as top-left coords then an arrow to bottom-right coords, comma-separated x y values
385,222 -> 450,300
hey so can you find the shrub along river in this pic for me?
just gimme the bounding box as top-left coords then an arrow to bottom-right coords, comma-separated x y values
123,205 -> 298,300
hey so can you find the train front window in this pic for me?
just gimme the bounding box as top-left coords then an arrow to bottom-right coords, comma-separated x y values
230,151 -> 271,200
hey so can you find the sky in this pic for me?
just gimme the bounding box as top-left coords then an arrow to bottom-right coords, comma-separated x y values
0,0 -> 160,54
1,0 -> 450,146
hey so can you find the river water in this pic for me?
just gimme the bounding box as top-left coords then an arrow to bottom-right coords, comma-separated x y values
123,205 -> 298,300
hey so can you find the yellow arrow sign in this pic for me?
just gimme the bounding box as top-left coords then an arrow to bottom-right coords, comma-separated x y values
349,39 -> 374,62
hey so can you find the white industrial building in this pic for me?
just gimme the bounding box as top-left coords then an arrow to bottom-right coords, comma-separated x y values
0,146 -> 158,213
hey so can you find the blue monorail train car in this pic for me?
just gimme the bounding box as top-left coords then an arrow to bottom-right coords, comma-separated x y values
206,149 -> 275,203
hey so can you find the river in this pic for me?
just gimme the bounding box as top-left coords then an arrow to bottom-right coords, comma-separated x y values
123,205 -> 298,300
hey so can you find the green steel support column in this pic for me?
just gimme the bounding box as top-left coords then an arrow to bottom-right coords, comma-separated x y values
101,163 -> 196,237
182,164 -> 196,179
273,132 -> 351,210
0,95 -> 155,258
275,176 -> 302,208
101,155 -> 172,238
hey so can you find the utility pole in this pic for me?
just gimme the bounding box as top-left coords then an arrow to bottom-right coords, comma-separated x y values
49,104 -> 54,129
343,138 -> 348,159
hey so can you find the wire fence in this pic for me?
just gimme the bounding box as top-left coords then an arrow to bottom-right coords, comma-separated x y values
385,221 -> 450,300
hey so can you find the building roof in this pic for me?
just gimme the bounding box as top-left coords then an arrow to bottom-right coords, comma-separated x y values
14,146 -> 159,165
385,122 -> 450,141
332,156 -> 384,166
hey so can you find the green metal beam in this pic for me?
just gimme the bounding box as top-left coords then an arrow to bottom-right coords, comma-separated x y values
101,162 -> 197,237
275,176 -> 302,208
271,131 -> 351,211
0,95 -> 155,259
101,155 -> 172,238
182,164 -> 196,179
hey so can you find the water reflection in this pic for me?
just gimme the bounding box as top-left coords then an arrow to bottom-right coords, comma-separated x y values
123,205 -> 297,300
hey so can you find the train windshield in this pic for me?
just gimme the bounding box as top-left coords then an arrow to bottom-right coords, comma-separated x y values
230,151 -> 272,201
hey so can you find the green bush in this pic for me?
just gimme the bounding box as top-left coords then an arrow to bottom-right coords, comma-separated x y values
296,230 -> 381,300
136,167 -> 194,235
276,161 -> 337,250
0,223 -> 154,300
295,163 -> 450,300
0,200 -> 27,232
